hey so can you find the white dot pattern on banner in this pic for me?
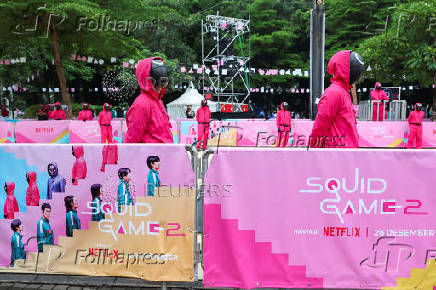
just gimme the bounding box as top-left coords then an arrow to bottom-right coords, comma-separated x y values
101,175 -> 137,211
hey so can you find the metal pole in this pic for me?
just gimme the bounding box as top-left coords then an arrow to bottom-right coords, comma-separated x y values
202,19 -> 205,96
217,12 -> 221,110
310,0 -> 325,120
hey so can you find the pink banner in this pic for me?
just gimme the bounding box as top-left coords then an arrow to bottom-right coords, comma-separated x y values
180,120 -> 237,146
234,120 -> 436,148
204,148 -> 436,289
0,122 -> 14,143
15,121 -> 69,143
69,120 -> 123,143
0,144 -> 194,271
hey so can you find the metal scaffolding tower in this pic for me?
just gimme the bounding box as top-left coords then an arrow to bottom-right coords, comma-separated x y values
201,13 -> 250,111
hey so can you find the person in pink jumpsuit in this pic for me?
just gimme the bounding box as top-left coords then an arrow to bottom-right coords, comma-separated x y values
72,145 -> 87,185
196,100 -> 211,150
26,171 -> 40,206
310,50 -> 364,148
52,102 -> 66,120
276,102 -> 292,147
371,82 -> 389,121
123,57 -> 173,143
78,103 -> 93,121
407,103 -> 425,149
98,103 -> 113,144
4,182 -> 18,219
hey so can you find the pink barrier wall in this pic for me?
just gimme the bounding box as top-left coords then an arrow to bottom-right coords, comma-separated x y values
191,120 -> 435,148
0,122 -> 14,143
0,144 -> 194,267
69,120 -> 123,143
15,121 -> 70,143
204,148 -> 436,289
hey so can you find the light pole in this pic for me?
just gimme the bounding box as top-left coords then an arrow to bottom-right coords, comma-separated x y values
310,0 -> 325,120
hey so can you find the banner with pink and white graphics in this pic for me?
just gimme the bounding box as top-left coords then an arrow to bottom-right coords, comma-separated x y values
15,121 -> 70,143
69,120 -> 123,143
0,144 -> 195,280
204,148 -> 436,289
224,120 -> 436,148
0,122 -> 14,143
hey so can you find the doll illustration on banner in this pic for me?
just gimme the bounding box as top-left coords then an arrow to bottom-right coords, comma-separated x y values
101,144 -> 118,172
10,219 -> 26,266
90,184 -> 105,222
4,182 -> 19,219
26,171 -> 40,206
47,162 -> 66,199
64,196 -> 81,237
72,145 -> 87,185
146,156 -> 161,196
117,168 -> 134,213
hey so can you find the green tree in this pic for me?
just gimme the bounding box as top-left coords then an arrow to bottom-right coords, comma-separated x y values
359,1 -> 436,108
325,0 -> 400,59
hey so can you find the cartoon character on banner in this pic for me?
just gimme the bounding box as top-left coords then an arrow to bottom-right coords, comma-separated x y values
72,145 -> 87,185
26,171 -> 40,206
403,128 -> 410,147
4,182 -> 18,219
37,203 -> 54,252
100,144 -> 118,172
146,156 -> 161,196
116,168 -> 134,213
112,127 -> 122,143
47,162 -> 66,199
64,195 -> 81,237
101,169 -> 136,214
90,184 -> 105,222
186,124 -> 197,145
10,219 -> 26,267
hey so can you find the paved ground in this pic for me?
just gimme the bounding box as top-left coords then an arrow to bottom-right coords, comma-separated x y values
0,273 -> 370,290
0,273 -> 201,289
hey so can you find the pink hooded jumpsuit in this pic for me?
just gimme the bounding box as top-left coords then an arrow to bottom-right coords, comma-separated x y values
196,102 -> 211,149
310,50 -> 359,148
276,102 -> 292,147
78,104 -> 93,121
407,103 -> 425,149
98,103 -> 113,143
52,102 -> 66,120
26,171 -> 40,206
123,57 -> 173,143
4,182 -> 18,219
72,145 -> 87,185
371,82 -> 389,121
101,144 -> 118,172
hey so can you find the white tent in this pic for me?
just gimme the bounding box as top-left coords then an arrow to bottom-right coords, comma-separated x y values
166,83 -> 219,119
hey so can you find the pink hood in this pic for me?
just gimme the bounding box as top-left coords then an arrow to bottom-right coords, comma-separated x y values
374,82 -> 382,90
5,182 -> 15,197
73,145 -> 84,158
327,50 -> 351,91
27,172 -> 37,184
136,57 -> 166,100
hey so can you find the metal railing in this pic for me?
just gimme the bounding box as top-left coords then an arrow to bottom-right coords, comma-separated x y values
359,100 -> 407,121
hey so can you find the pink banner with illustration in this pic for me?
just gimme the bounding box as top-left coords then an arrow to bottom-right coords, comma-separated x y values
69,120 -> 123,143
15,121 -> 70,143
180,120 -> 237,146
0,122 -> 14,143
204,148 -> 436,289
0,144 -> 195,280
234,120 -> 436,148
